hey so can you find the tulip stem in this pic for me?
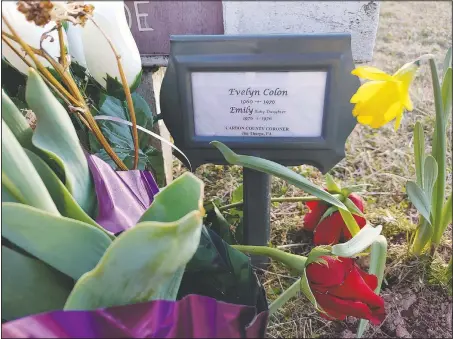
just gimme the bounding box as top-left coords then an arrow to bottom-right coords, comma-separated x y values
57,23 -> 68,70
1,23 -> 79,106
219,194 -> 343,211
269,278 -> 301,315
89,18 -> 140,170
231,245 -> 307,273
1,17 -> 129,171
1,35 -> 70,106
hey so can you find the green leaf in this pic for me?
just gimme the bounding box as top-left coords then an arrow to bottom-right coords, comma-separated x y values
441,67 -> 452,122
2,246 -> 74,322
1,120 -> 59,214
90,93 -> 156,170
211,141 -> 347,211
357,235 -> 387,338
2,89 -> 33,149
318,205 -> 339,223
442,47 -> 452,78
325,173 -> 341,193
207,202 -> 235,244
24,149 -> 109,235
438,192 -> 452,242
429,59 -> 447,241
339,208 -> 361,236
305,246 -> 332,266
64,209 -> 204,310
139,172 -> 204,223
300,269 -> 322,312
344,197 -> 365,218
423,155 -> 438,203
406,181 -> 432,224
411,216 -> 433,255
413,121 -> 425,188
232,184 -> 244,203
332,224 -> 383,258
25,68 -> 95,214
64,172 -> 204,310
2,202 -> 112,280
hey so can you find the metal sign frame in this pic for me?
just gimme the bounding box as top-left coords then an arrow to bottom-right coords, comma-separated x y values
160,33 -> 360,173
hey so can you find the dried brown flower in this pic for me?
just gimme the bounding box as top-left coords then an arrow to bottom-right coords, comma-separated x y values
17,1 -> 54,27
16,1 -> 94,27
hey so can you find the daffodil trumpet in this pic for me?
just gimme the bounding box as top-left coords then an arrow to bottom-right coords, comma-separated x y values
350,54 -> 434,131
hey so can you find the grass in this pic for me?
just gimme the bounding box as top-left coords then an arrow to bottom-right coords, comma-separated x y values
172,1 -> 452,337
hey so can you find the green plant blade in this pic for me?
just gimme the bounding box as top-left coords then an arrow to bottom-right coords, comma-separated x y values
423,155 -> 438,203
139,172 -> 204,223
438,192 -> 452,244
64,171 -> 205,310
325,173 -> 342,193
344,197 -> 365,218
211,141 -> 347,211
339,208 -> 361,237
411,216 -> 432,255
1,120 -> 59,214
1,89 -> 33,149
300,269 -> 322,312
357,235 -> 387,338
413,121 -> 425,188
429,59 -> 446,236
442,47 -> 452,78
406,181 -> 431,224
25,68 -> 95,214
64,211 -> 204,310
332,224 -> 383,258
2,246 -> 74,322
2,202 -> 112,280
441,67 -> 452,121
24,149 -> 107,234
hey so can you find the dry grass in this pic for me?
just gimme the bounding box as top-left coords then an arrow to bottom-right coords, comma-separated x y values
173,1 -> 453,337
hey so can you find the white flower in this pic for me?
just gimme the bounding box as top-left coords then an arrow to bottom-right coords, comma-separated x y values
1,1 -> 68,75
66,22 -> 87,68
82,1 -> 141,89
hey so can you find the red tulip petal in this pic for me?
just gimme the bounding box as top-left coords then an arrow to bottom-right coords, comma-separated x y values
329,267 -> 384,312
313,212 -> 343,245
303,202 -> 328,232
355,215 -> 367,227
348,193 -> 365,212
306,257 -> 353,287
318,306 -> 347,321
315,293 -> 384,325
306,200 -> 321,211
358,270 -> 379,291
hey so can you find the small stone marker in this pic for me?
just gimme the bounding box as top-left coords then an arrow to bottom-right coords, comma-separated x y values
160,34 -> 360,266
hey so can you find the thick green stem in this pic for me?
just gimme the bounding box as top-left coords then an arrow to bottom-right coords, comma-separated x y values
429,58 -> 446,247
231,245 -> 307,273
218,194 -> 343,211
269,278 -> 301,315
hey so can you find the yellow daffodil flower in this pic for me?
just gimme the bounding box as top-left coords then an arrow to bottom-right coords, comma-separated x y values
350,60 -> 420,131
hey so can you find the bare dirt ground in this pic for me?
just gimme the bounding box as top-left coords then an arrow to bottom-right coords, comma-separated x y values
175,1 -> 452,338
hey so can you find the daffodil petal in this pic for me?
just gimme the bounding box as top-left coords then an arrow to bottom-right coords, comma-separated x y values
350,81 -> 386,104
403,95 -> 413,111
394,112 -> 404,131
393,62 -> 419,80
351,67 -> 394,81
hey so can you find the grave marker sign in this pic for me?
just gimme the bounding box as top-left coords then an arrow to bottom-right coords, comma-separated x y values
160,34 -> 360,266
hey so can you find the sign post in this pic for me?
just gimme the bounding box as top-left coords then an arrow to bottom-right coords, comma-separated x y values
160,34 -> 360,266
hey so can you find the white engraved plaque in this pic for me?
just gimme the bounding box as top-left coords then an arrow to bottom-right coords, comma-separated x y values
191,71 -> 327,138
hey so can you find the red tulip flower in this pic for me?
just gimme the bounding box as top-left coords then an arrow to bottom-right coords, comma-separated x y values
303,193 -> 367,245
306,256 -> 385,325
